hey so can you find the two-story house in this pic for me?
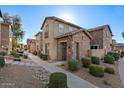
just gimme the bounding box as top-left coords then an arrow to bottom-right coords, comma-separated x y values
35,31 -> 42,54
27,39 -> 36,53
0,10 -> 13,54
41,16 -> 92,61
88,25 -> 112,54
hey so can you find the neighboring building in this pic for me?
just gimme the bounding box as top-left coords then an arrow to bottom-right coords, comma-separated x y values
0,10 -> 13,54
24,44 -> 27,50
41,16 -> 92,60
88,25 -> 112,54
35,31 -> 42,54
27,39 -> 36,53
111,43 -> 124,52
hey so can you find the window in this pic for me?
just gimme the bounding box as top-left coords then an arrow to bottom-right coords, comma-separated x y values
59,24 -> 64,33
44,25 -> 49,38
45,43 -> 49,54
69,26 -> 73,32
91,45 -> 99,49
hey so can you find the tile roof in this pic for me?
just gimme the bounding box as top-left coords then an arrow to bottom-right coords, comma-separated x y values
35,31 -> 42,37
55,29 -> 92,40
112,43 -> 124,46
41,16 -> 84,29
88,25 -> 113,36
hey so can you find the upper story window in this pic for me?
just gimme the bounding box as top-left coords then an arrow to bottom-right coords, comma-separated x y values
59,24 -> 64,33
69,26 -> 73,32
44,25 -> 49,38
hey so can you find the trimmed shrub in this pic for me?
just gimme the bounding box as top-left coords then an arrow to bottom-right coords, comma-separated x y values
10,50 -> 20,58
68,59 -> 78,71
14,58 -> 21,61
113,52 -> 120,61
10,50 -> 17,56
0,56 -> 5,67
104,55 -> 115,64
104,67 -> 115,74
39,53 -> 43,59
81,57 -> 91,68
48,72 -> 67,88
108,52 -> 120,61
89,64 -> 104,77
33,51 -> 37,55
17,50 -> 24,54
23,55 -> 28,59
91,56 -> 100,64
42,54 -> 48,60
14,54 -> 20,58
0,51 -> 7,56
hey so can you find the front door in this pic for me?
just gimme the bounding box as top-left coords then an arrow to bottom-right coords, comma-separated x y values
62,42 -> 67,60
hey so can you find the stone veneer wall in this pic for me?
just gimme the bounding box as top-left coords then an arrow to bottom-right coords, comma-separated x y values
72,32 -> 91,60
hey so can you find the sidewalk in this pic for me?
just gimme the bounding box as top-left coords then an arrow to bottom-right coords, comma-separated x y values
118,58 -> 124,87
28,53 -> 97,88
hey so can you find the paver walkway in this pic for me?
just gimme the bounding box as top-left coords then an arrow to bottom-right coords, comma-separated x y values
118,58 -> 124,87
27,53 -> 97,88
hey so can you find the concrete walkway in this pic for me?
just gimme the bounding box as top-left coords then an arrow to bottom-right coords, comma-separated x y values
28,53 -> 97,88
118,58 -> 124,87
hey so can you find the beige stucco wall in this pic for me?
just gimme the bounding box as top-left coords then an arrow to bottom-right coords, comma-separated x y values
36,32 -> 42,52
90,49 -> 105,59
42,19 -> 80,60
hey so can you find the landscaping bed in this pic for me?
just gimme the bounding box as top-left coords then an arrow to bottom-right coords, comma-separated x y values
59,60 -> 123,88
0,64 -> 49,88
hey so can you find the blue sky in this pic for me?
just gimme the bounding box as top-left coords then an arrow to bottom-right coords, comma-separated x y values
0,5 -> 124,44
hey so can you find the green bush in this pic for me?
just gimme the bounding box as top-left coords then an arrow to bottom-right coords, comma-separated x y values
81,57 -> 91,68
14,54 -> 20,58
0,51 -> 7,56
89,64 -> 104,77
104,67 -> 115,74
108,52 -> 120,61
104,55 -> 115,64
10,50 -> 17,56
10,50 -> 20,58
33,51 -> 37,55
0,56 -> 5,67
23,55 -> 28,59
68,59 -> 78,71
39,53 -> 43,59
42,54 -> 48,60
14,58 -> 21,61
48,72 -> 67,88
91,56 -> 100,64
